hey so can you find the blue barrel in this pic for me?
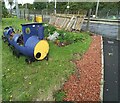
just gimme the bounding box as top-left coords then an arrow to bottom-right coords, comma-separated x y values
3,27 -> 14,38
21,23 -> 44,44
13,36 -> 39,57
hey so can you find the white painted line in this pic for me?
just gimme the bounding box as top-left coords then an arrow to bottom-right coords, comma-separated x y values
100,36 -> 104,103
108,40 -> 114,44
84,18 -> 119,22
84,20 -> 119,26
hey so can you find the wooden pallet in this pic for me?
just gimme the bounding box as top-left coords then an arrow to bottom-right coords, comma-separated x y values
60,18 -> 67,28
62,18 -> 70,29
56,17 -> 64,28
75,15 -> 85,31
65,16 -> 75,31
49,14 -> 85,32
72,17 -> 77,30
49,15 -> 57,25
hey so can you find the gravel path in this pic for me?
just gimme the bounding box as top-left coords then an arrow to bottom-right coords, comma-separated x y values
63,35 -> 102,101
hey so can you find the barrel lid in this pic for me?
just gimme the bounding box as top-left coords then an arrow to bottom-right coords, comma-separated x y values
21,22 -> 43,26
34,40 -> 49,60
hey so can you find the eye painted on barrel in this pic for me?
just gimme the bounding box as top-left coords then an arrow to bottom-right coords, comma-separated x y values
25,27 -> 30,34
36,52 -> 41,58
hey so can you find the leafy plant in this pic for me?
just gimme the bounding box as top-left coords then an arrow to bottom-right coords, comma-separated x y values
44,25 -> 49,37
44,24 -> 87,47
48,25 -> 56,34
53,90 -> 66,101
44,24 -> 57,38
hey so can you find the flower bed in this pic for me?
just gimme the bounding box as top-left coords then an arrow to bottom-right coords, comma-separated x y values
44,24 -> 86,47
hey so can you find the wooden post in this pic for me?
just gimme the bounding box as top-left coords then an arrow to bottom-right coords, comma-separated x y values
118,24 -> 120,40
24,9 -> 25,19
34,9 -> 36,22
28,10 -> 30,21
86,9 -> 92,32
15,0 -> 20,18
34,13 -> 36,22
19,10 -> 21,18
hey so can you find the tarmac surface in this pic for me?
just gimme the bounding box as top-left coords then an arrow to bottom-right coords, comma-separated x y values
82,22 -> 119,101
103,37 -> 119,101
82,21 -> 118,39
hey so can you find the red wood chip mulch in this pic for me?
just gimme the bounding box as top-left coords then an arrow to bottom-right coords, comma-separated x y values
63,35 -> 102,101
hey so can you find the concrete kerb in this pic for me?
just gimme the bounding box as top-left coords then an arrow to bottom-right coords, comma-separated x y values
100,36 -> 104,102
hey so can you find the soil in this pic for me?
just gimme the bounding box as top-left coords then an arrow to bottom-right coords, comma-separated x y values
63,35 -> 102,101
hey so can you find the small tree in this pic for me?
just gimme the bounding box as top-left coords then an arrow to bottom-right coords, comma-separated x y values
2,2 -> 9,18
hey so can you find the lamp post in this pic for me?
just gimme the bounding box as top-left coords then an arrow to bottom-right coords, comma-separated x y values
34,7 -> 36,22
95,0 -> 99,18
67,0 -> 70,14
54,0 -> 56,14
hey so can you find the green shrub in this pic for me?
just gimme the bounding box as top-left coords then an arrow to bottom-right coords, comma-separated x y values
2,4 -> 12,18
48,25 -> 56,34
53,90 -> 66,101
44,24 -> 86,45
57,31 -> 85,44
44,24 -> 57,37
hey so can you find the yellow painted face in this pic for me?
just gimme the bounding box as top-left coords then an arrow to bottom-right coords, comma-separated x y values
34,40 -> 49,60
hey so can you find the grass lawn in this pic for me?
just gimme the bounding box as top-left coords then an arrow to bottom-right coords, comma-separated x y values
0,22 -> 2,102
1,18 -> 91,101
